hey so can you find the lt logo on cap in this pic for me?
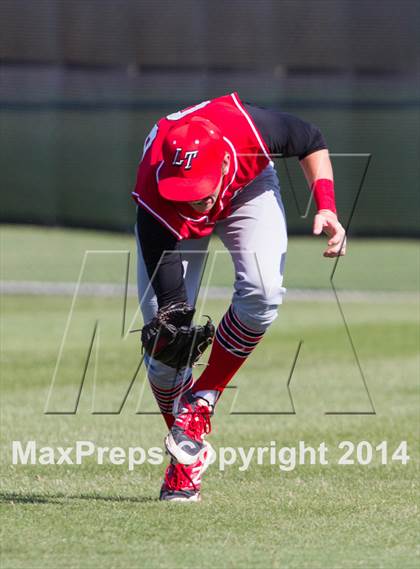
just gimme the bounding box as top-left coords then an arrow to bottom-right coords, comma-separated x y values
172,148 -> 199,170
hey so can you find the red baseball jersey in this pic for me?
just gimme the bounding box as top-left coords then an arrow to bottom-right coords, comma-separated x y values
132,92 -> 272,240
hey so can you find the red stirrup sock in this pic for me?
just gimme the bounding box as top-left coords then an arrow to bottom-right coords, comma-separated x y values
162,413 -> 175,429
192,305 -> 265,397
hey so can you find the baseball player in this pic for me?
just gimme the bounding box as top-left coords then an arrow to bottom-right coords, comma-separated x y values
132,92 -> 346,501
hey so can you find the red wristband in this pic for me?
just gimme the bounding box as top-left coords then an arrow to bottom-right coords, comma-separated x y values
312,178 -> 337,214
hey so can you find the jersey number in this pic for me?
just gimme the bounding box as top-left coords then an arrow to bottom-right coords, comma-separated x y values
166,100 -> 210,121
140,100 -> 211,162
140,124 -> 158,162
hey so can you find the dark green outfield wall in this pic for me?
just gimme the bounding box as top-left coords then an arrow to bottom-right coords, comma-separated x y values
1,0 -> 419,72
1,0 -> 419,236
1,76 -> 419,236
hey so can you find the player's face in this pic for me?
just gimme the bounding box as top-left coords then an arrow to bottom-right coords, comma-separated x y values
188,178 -> 224,213
188,153 -> 230,213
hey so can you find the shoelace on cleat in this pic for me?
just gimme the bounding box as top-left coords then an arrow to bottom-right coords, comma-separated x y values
180,404 -> 212,439
165,462 -> 199,492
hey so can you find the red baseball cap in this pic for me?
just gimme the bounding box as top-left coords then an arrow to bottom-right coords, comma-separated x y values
157,116 -> 227,202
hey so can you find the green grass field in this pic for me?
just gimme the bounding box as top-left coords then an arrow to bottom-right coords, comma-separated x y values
1,226 -> 419,569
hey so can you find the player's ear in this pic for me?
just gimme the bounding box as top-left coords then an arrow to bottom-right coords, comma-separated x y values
222,152 -> 230,175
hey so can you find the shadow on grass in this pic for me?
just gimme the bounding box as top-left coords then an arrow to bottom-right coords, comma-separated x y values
0,491 -> 158,504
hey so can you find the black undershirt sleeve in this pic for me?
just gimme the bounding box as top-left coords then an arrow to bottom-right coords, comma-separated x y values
243,102 -> 327,159
136,207 -> 187,309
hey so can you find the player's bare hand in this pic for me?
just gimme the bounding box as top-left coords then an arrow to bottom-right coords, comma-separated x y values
313,209 -> 347,257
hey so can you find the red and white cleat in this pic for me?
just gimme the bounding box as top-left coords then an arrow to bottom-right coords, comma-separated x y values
164,390 -> 213,465
159,441 -> 215,502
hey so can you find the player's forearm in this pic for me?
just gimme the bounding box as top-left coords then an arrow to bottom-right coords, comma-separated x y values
299,149 -> 333,186
300,149 -> 337,214
137,208 -> 188,308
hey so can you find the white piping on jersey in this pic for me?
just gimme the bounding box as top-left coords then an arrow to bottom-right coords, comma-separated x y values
178,211 -> 210,223
155,160 -> 164,184
220,136 -> 238,199
131,192 -> 183,240
230,92 -> 273,166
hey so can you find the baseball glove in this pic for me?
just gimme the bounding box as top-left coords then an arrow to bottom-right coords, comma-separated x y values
141,302 -> 215,369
